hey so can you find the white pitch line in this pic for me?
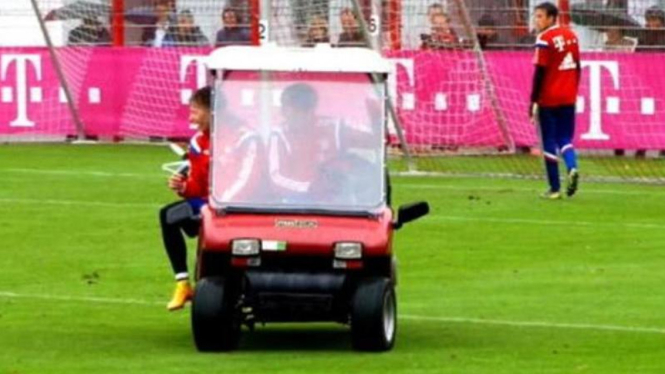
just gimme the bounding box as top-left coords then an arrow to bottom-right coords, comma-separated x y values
401,315 -> 665,335
4,168 -> 162,179
429,215 -> 665,230
0,291 -> 161,306
398,183 -> 665,196
0,197 -> 161,209
6,168 -> 663,197
1,291 -> 662,335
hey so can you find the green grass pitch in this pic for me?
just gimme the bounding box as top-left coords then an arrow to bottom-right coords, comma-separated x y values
1,144 -> 665,373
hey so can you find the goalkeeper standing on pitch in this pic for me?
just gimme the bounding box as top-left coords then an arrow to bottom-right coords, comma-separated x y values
529,2 -> 581,200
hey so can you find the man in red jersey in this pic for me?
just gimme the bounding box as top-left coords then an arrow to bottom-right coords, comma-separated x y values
159,87 -> 211,311
267,83 -> 338,203
529,2 -> 581,200
267,83 -> 382,206
160,87 -> 262,311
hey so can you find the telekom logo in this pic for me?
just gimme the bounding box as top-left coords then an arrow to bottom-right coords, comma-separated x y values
1,54 -> 101,128
1,54 -> 41,127
388,58 -> 658,142
389,58 -> 489,114
580,61 -> 617,141
579,61 -> 655,141
179,55 -> 208,105
1,53 -> 658,141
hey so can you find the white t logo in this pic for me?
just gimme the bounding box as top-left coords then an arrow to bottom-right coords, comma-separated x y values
1,54 -> 42,127
388,58 -> 415,110
387,58 -> 416,135
553,36 -> 565,52
581,61 -> 618,141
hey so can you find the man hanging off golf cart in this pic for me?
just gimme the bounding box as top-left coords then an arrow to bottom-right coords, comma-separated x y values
159,45 -> 429,351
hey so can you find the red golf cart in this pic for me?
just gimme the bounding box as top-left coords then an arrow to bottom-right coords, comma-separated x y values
192,45 -> 429,352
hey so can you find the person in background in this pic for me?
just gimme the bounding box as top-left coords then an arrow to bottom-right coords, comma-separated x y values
637,6 -> 665,52
67,17 -> 111,46
165,10 -> 209,47
143,1 -> 174,47
303,15 -> 330,47
428,3 -> 445,24
476,13 -> 501,50
337,8 -> 365,47
603,25 -> 635,52
215,8 -> 250,47
421,12 -> 459,50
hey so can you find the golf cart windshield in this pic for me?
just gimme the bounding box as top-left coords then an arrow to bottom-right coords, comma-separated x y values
210,71 -> 386,214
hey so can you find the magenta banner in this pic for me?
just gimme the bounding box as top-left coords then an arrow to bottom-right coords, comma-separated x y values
1,47 -> 664,149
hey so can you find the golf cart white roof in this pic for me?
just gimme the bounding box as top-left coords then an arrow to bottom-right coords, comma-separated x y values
206,44 -> 391,74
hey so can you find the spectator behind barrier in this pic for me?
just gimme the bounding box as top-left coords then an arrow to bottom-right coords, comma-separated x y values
143,1 -> 174,47
637,6 -> 665,52
303,15 -> 330,47
215,8 -> 251,47
144,1 -> 175,47
602,26 -> 636,52
428,3 -> 445,24
165,10 -> 209,47
421,13 -> 460,50
477,13 -> 501,50
68,17 -> 111,46
337,8 -> 364,47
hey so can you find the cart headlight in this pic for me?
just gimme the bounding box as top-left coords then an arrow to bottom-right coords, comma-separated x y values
334,242 -> 363,259
232,239 -> 260,256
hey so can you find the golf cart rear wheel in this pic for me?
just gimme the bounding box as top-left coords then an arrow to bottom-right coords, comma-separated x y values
191,277 -> 240,352
351,277 -> 396,351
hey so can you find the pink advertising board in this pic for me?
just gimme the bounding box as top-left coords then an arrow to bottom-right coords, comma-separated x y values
1,47 -> 664,149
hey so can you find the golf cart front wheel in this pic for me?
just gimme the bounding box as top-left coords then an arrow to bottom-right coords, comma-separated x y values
351,277 -> 396,351
191,277 -> 240,352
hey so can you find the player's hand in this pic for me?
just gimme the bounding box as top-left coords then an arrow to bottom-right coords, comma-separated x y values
168,174 -> 186,193
529,102 -> 539,125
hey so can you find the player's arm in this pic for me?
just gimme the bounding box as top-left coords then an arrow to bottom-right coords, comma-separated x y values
173,135 -> 210,199
268,134 -> 310,193
530,38 -> 550,119
530,66 -> 546,118
179,153 -> 209,198
220,136 -> 260,201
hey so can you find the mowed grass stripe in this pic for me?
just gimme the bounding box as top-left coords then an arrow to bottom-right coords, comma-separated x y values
2,291 -> 664,335
4,167 -> 665,196
0,196 -> 663,230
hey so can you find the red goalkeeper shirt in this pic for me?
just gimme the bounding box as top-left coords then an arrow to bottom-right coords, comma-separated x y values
534,25 -> 581,107
180,130 -> 210,199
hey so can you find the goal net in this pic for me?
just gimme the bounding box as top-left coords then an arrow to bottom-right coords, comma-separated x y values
4,0 -> 665,182
0,0 -> 83,141
267,0 -> 665,182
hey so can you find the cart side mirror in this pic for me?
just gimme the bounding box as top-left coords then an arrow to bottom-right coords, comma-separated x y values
394,201 -> 429,230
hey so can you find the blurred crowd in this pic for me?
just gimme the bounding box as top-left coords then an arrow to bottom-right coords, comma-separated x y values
59,0 -> 665,52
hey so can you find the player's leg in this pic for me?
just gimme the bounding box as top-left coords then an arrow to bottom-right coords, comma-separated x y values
159,201 -> 195,311
538,107 -> 562,199
555,106 -> 579,197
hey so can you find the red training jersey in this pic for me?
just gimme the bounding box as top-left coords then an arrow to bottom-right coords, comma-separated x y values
268,121 -> 339,195
180,130 -> 210,199
534,25 -> 581,107
214,125 -> 263,202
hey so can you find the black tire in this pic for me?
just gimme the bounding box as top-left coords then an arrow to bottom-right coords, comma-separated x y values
191,277 -> 240,352
351,277 -> 396,351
